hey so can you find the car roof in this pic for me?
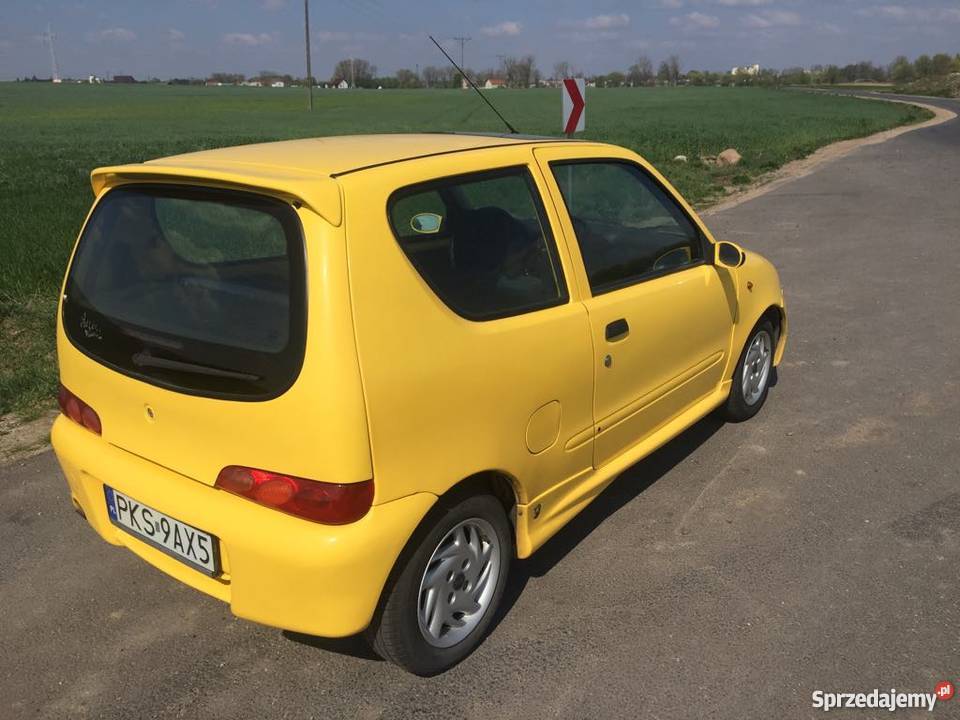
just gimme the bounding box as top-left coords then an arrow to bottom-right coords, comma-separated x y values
90,133 -> 588,228
146,133 -> 569,178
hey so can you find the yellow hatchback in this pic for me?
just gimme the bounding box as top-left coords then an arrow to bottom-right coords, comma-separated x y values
53,133 -> 786,675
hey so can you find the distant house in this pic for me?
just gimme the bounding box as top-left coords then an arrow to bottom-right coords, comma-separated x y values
205,80 -> 222,87
112,74 -> 136,83
484,78 -> 505,89
241,80 -> 262,87
337,79 -> 349,89
271,80 -> 285,88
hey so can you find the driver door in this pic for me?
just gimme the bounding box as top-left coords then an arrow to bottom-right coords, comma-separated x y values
534,146 -> 734,468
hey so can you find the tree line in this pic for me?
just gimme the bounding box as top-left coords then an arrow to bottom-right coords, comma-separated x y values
188,50 -> 959,90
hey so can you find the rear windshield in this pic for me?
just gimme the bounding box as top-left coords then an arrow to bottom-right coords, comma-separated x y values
63,184 -> 306,400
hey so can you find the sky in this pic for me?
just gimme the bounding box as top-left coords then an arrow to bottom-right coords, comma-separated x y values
0,0 -> 958,81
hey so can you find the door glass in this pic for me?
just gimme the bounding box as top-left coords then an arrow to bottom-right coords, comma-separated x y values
551,161 -> 702,293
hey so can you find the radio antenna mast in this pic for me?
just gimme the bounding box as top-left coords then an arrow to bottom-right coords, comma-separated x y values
42,24 -> 61,83
428,35 -> 518,134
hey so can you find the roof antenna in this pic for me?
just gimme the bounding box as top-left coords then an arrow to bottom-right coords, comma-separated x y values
428,35 -> 518,134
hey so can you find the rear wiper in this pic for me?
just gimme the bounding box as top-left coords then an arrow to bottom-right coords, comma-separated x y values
132,352 -> 260,381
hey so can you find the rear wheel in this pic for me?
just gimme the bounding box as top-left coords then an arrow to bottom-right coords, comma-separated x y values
723,319 -> 775,422
367,494 -> 511,675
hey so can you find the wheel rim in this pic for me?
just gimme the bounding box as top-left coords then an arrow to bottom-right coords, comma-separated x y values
417,517 -> 501,648
741,330 -> 772,406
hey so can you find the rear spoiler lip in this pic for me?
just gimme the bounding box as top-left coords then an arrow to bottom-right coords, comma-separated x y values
90,162 -> 343,226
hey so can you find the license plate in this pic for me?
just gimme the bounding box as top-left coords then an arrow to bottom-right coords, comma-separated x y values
104,486 -> 220,576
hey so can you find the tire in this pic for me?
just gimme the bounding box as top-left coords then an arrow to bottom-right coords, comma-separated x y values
723,319 -> 775,423
366,493 -> 511,676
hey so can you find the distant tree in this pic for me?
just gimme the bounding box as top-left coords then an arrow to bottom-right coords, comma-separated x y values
503,55 -> 538,88
627,55 -> 654,86
422,65 -> 457,88
954,54 -> 960,73
931,53 -> 953,77
394,68 -> 422,89
914,54 -> 933,78
780,67 -> 809,85
331,58 -> 376,88
553,61 -> 571,80
657,60 -> 671,85
209,72 -> 245,84
822,64 -> 841,84
889,56 -> 914,84
667,55 -> 682,86
605,71 -> 626,87
373,75 -> 399,89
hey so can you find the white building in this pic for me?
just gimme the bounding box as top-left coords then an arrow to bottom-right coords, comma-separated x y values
731,64 -> 761,77
271,80 -> 285,88
337,79 -> 349,89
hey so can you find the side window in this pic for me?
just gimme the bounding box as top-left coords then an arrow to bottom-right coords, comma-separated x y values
551,161 -> 703,294
388,167 -> 568,320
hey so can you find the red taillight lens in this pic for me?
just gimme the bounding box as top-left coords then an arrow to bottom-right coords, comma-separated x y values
215,466 -> 374,525
57,383 -> 102,435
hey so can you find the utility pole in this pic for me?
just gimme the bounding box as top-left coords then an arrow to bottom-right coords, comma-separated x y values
303,0 -> 313,110
453,35 -> 470,84
350,57 -> 355,88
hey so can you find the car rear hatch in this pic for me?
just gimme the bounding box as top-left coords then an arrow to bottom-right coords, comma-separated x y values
58,174 -> 372,489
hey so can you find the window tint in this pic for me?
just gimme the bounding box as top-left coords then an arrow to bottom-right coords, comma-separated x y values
63,185 -> 306,399
551,161 -> 703,293
388,168 -> 567,320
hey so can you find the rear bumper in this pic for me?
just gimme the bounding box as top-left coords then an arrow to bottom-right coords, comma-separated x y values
51,415 -> 435,637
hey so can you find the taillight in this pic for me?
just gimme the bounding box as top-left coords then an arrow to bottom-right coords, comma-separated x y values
215,466 -> 374,525
57,383 -> 102,435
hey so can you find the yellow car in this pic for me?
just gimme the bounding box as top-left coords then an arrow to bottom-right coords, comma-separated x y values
53,133 -> 786,675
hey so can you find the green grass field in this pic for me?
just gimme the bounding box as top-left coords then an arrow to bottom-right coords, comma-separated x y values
0,83 -> 930,416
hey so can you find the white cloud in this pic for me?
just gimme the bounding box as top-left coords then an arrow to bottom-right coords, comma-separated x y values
480,21 -> 522,37
167,28 -> 185,42
93,27 -> 137,43
744,10 -> 802,28
223,32 -> 273,46
857,5 -> 960,23
316,30 -> 353,42
577,14 -> 630,30
670,12 -> 720,30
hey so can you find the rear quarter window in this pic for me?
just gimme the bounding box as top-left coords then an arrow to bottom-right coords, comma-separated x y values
387,167 -> 568,321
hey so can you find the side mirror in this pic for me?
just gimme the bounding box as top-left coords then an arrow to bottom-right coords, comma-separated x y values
716,241 -> 745,268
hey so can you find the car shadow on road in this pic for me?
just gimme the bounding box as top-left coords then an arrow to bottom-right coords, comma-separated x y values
493,412 -> 725,625
284,412 -> 726,663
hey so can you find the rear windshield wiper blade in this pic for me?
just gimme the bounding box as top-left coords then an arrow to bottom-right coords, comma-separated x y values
132,352 -> 261,381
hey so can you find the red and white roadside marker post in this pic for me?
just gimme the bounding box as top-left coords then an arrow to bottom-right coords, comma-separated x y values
562,77 -> 585,137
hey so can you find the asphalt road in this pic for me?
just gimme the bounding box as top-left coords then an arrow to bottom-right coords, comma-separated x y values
3,96 -> 959,720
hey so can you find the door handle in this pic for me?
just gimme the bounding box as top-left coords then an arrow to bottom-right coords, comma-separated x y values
605,318 -> 630,342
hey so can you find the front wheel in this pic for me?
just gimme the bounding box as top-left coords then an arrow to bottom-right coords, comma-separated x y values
366,494 -> 511,675
723,319 -> 775,422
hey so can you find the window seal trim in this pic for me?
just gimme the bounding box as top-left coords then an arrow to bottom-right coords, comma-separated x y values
548,157 -> 714,297
385,164 -> 571,323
